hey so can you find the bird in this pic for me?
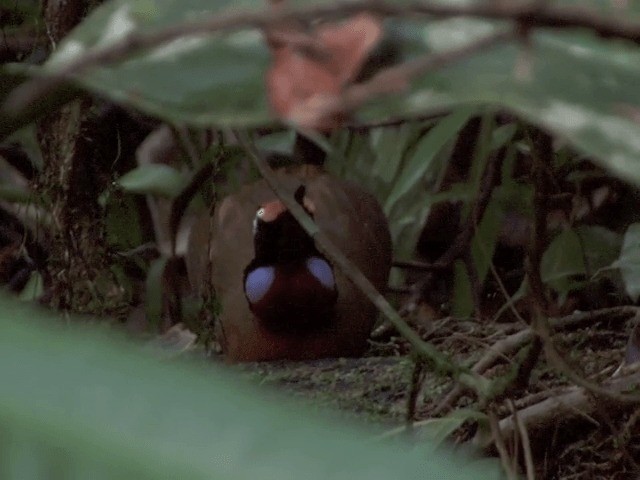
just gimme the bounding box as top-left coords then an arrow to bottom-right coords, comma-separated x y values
243,184 -> 338,335
186,144 -> 392,362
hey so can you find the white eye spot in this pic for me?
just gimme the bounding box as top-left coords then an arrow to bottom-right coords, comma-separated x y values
253,208 -> 264,234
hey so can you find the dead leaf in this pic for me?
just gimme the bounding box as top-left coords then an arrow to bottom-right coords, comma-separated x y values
264,5 -> 382,130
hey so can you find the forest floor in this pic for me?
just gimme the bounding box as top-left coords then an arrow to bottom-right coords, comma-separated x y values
206,307 -> 640,479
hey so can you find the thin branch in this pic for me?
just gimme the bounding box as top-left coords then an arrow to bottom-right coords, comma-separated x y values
406,357 -> 426,427
392,259 -> 450,271
483,367 -> 640,448
509,399 -> 535,480
489,409 -> 520,480
346,108 -> 449,131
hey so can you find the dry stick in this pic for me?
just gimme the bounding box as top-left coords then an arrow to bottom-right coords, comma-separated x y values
406,358 -> 426,428
620,408 -> 640,471
527,130 -> 551,312
534,315 -> 640,403
489,410 -> 519,480
433,306 -> 639,414
490,367 -> 640,446
592,398 -> 640,471
509,399 -> 535,480
5,0 -> 640,114
235,132 -> 479,385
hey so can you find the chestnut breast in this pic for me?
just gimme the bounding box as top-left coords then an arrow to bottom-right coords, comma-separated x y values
186,164 -> 392,361
244,257 -> 338,334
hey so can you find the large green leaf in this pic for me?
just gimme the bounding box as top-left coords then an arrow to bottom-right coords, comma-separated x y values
7,1 -> 640,187
41,0 -> 271,126
541,228 -> 587,295
0,295 -> 501,479
576,225 -> 622,275
364,18 -> 640,185
117,164 -> 190,197
6,1 -> 640,182
384,107 -> 475,213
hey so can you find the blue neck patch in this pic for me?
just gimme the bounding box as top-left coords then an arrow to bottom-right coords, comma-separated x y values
306,257 -> 335,289
244,266 -> 276,303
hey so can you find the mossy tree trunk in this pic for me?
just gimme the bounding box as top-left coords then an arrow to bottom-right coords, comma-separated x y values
36,0 -> 127,315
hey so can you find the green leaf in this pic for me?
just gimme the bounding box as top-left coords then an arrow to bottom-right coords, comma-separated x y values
575,225 -> 622,275
145,257 -> 168,329
490,123 -> 518,151
10,0 -> 640,187
493,277 -> 528,322
471,199 -> 503,284
384,107 -> 475,212
42,0 -> 270,127
613,223 -> 640,301
0,64 -> 82,141
8,0 -> 640,185
541,228 -> 587,294
105,192 -> 145,250
0,185 -> 31,204
362,24 -> 640,186
452,260 -> 474,318
17,272 -> 43,302
0,295 -> 502,479
118,164 -> 189,197
370,123 -> 416,187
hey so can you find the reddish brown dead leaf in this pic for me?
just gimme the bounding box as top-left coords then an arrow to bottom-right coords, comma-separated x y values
316,13 -> 383,84
264,9 -> 383,131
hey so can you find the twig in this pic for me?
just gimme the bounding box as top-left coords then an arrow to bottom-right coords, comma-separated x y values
509,399 -> 535,480
392,259 -> 450,271
527,129 -> 553,312
167,127 -> 218,256
481,367 -> 640,448
346,108 -> 448,131
489,409 -> 520,480
406,357 -> 426,427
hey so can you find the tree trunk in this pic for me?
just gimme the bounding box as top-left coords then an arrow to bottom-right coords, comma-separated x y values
36,0 -> 127,315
